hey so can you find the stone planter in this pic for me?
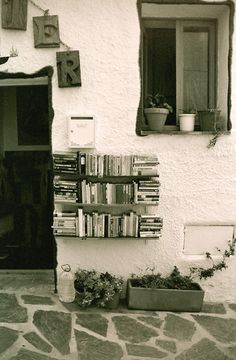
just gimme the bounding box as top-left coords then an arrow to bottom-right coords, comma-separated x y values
127,279 -> 204,312
144,108 -> 169,131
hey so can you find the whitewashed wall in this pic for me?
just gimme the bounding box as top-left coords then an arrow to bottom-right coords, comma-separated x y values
0,0 -> 236,301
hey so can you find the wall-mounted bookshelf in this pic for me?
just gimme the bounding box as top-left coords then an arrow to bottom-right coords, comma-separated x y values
53,152 -> 163,240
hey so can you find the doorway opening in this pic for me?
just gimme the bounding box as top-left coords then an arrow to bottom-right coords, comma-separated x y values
0,67 -> 55,270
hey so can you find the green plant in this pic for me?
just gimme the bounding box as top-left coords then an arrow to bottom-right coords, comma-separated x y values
190,238 -> 236,279
131,266 -> 199,290
74,269 -> 123,308
145,93 -> 173,113
132,238 -> 236,290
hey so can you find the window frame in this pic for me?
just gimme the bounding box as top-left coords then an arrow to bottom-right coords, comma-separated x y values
143,19 -> 216,125
137,1 -> 233,135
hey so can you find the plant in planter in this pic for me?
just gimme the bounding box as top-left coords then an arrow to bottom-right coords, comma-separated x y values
144,93 -> 173,132
198,108 -> 226,132
128,238 -> 236,312
74,269 -> 124,309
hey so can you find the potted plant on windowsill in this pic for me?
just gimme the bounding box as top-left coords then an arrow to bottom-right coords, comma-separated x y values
144,93 -> 173,132
74,269 -> 124,309
179,109 -> 196,132
127,238 -> 236,312
198,108 -> 227,132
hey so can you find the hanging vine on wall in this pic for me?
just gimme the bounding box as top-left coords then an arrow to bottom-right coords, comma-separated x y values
207,132 -> 222,149
190,238 -> 236,280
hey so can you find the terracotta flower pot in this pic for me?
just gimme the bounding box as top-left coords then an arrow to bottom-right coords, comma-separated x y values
144,108 -> 169,131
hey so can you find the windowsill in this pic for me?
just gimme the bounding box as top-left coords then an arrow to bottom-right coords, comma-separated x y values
141,130 -> 231,135
140,125 -> 231,135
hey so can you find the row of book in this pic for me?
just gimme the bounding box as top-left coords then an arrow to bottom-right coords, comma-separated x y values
53,152 -> 159,176
54,178 -> 160,204
53,210 -> 163,238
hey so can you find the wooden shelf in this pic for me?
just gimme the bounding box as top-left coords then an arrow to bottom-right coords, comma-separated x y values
54,173 -> 159,179
53,154 -> 162,242
54,235 -> 160,240
54,201 -> 159,206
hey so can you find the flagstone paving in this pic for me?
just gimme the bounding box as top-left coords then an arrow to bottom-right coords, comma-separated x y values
1,276 -> 236,360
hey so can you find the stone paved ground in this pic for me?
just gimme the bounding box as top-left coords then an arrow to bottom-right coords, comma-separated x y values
1,273 -> 236,359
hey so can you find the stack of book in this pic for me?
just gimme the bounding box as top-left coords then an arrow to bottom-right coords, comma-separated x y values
53,210 -> 77,236
53,152 -> 78,173
132,155 -> 159,176
54,178 -> 78,203
134,179 -> 160,204
139,215 -> 163,238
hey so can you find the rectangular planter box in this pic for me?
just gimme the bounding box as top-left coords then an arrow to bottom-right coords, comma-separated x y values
127,279 -> 204,312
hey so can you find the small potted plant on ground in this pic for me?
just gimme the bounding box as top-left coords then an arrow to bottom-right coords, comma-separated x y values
74,269 -> 124,309
127,238 -> 236,312
144,93 -> 173,132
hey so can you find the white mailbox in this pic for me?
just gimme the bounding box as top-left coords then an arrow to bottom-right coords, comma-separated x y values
68,116 -> 95,148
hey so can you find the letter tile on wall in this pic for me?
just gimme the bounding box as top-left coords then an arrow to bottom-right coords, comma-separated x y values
56,51 -> 81,88
1,0 -> 28,30
33,15 -> 60,48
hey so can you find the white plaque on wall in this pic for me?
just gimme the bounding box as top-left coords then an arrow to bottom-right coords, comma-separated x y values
68,116 -> 95,148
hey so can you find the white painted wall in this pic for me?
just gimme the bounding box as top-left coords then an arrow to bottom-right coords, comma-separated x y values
0,0 -> 236,301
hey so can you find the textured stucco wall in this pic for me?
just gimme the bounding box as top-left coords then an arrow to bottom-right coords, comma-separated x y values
0,0 -> 236,301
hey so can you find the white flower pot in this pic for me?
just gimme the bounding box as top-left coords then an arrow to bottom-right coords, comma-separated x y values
144,108 -> 169,131
179,114 -> 196,132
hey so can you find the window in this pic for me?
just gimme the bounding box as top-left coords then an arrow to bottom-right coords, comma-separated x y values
139,2 -> 231,133
0,77 -> 50,151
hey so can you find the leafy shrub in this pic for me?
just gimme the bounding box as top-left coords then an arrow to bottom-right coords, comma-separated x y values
74,269 -> 123,308
131,266 -> 199,290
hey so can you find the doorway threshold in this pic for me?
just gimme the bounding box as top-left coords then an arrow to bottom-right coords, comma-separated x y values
0,269 -> 56,293
0,269 -> 54,274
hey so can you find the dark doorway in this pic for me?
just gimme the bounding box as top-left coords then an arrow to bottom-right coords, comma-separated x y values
0,68 -> 55,269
